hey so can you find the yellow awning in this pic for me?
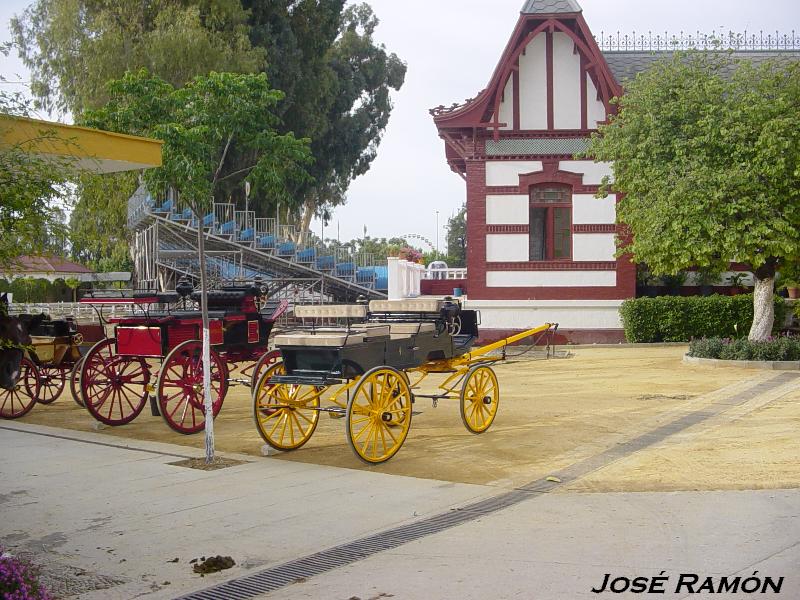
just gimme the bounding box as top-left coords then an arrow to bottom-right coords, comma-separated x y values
0,114 -> 163,173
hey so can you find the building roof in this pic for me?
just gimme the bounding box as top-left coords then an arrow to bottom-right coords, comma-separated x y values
603,50 -> 800,82
11,255 -> 94,275
521,0 -> 581,15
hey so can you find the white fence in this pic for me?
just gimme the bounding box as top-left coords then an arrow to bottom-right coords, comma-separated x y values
423,267 -> 467,280
387,257 -> 425,300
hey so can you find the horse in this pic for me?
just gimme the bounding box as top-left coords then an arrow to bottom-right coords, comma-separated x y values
0,293 -> 45,390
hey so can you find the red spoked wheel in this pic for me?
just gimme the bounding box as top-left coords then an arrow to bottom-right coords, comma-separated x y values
250,349 -> 282,391
80,339 -> 151,426
69,356 -> 86,408
156,340 -> 228,434
0,357 -> 41,419
34,365 -> 67,404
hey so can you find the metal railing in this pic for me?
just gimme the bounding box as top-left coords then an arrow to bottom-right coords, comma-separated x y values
423,267 -> 467,280
596,30 -> 800,52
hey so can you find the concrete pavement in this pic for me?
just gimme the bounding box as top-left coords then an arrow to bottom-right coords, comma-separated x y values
1,421 -> 798,599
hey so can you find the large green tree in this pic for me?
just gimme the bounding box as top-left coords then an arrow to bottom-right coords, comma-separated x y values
586,51 -> 800,341
446,204 -> 466,268
244,1 -> 406,233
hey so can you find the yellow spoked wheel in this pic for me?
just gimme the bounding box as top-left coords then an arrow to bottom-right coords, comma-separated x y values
346,366 -> 413,464
252,361 -> 323,451
460,365 -> 499,434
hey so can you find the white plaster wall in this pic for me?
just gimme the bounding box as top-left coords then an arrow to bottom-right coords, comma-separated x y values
552,32 -> 581,130
485,161 -> 542,186
486,195 -> 529,224
497,77 -> 513,130
572,233 -> 617,262
519,34 -> 547,130
587,78 -> 607,128
466,299 -> 623,329
572,194 -> 616,224
560,160 -> 613,185
486,271 -> 617,287
486,234 -> 529,262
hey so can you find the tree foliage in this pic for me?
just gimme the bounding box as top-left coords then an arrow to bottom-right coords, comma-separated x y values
586,51 -> 800,339
446,204 -> 466,268
84,69 -> 311,212
11,0 -> 264,115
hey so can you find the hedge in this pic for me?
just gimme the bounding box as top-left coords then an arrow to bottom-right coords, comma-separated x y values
689,336 -> 800,361
619,294 -> 788,343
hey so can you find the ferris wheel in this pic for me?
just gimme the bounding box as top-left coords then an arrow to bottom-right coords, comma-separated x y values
401,234 -> 435,252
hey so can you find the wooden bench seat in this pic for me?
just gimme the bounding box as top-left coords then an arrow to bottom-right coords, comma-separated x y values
274,330 -> 365,347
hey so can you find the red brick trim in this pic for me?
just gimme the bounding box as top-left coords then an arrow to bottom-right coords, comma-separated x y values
573,224 -> 616,233
487,184 -> 599,195
486,224 -> 530,234
486,261 -> 616,270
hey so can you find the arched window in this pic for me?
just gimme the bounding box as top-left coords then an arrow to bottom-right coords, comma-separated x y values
529,184 -> 572,260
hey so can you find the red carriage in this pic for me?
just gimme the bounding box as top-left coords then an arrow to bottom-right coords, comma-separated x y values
79,282 -> 286,433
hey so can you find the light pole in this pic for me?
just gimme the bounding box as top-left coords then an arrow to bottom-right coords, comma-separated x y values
435,210 -> 439,257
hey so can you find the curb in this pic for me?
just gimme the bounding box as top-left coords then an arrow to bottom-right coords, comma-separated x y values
683,354 -> 800,370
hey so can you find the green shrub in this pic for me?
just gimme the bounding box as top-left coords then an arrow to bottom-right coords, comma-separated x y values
619,294 -> 787,343
688,336 -> 800,361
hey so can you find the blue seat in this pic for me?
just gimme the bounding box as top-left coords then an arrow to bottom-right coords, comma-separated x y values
357,267 -> 376,284
277,241 -> 296,257
375,276 -> 388,291
316,255 -> 335,270
219,221 -> 236,236
154,199 -> 174,213
296,248 -> 316,262
202,213 -> 215,228
258,235 -> 276,249
336,262 -> 355,277
239,228 -> 254,242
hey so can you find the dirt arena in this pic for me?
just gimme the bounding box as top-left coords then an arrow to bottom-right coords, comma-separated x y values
15,346 -> 800,492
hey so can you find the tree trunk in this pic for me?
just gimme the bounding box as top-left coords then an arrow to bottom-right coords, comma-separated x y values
197,212 -> 215,464
748,263 -> 777,342
298,200 -> 316,245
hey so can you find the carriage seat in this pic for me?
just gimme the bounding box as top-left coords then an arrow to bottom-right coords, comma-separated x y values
190,289 -> 256,306
368,299 -> 444,313
274,330 -> 365,347
388,322 -> 436,335
293,304 -> 367,320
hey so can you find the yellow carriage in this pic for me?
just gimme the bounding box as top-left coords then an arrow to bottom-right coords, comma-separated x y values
252,299 -> 557,463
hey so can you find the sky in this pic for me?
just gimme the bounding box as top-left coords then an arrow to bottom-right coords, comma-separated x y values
2,0 -> 799,250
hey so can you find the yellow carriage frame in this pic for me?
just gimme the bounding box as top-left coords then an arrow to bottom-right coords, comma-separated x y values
252,322 -> 557,464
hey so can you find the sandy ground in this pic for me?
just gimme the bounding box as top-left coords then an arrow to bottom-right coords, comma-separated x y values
16,346 -> 800,492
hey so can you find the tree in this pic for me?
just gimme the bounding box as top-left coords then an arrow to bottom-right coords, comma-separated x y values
85,69 -> 312,462
11,0 -> 264,115
585,51 -> 800,341
446,204 -> 467,268
245,2 -> 406,233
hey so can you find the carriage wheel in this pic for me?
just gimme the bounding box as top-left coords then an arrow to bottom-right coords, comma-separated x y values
81,339 -> 151,426
34,365 -> 66,404
0,358 -> 40,419
253,362 -> 323,451
346,366 -> 413,464
250,349 -> 282,390
69,356 -> 86,408
156,340 -> 228,435
459,365 -> 499,434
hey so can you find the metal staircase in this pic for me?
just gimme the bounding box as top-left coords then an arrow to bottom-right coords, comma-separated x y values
128,187 -> 387,302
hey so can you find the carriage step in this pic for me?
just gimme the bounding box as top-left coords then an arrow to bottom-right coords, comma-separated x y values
149,394 -> 161,417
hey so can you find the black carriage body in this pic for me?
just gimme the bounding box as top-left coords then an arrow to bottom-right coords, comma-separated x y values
277,308 -> 479,385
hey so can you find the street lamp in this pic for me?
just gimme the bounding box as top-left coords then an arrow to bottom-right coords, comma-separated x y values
435,210 -> 439,256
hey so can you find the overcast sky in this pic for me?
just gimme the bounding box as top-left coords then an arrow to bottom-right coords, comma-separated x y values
2,0 -> 798,250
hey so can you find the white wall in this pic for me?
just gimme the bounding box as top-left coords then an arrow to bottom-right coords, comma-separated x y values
572,193 -> 616,224
572,233 -> 617,262
485,161 -> 542,186
518,34 -> 547,130
552,32 -> 582,129
497,76 -> 513,130
486,234 -> 529,262
486,270 -> 616,287
587,78 -> 607,128
560,160 -> 613,184
486,195 -> 529,224
466,299 -> 623,330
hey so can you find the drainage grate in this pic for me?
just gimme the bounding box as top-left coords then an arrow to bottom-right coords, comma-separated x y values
179,372 -> 798,600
